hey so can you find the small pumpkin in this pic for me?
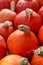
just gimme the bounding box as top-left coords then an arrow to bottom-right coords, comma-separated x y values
0,35 -> 7,59
7,25 -> 38,58
16,0 -> 39,13
14,8 -> 42,33
0,21 -> 14,39
0,55 -> 30,65
31,46 -> 43,65
38,6 -> 43,22
38,25 -> 43,45
0,1 -> 17,23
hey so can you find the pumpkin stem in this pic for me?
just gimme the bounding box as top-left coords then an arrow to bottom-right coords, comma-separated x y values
4,21 -> 13,27
11,1 -> 15,11
34,48 -> 43,56
18,25 -> 30,33
20,58 -> 28,65
25,8 -> 33,19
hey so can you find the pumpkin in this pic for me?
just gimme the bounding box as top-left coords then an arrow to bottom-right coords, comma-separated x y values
7,25 -> 38,58
0,55 -> 30,65
16,0 -> 39,13
0,8 -> 17,23
14,8 -> 42,33
31,46 -> 43,65
0,35 -> 7,59
38,6 -> 43,22
0,21 -> 14,39
0,1 -> 17,23
38,25 -> 43,45
0,0 -> 12,10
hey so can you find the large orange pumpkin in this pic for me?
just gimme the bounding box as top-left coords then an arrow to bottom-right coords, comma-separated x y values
7,25 -> 38,58
31,46 -> 43,65
0,21 -> 14,39
0,55 -> 30,65
14,8 -> 42,33
0,35 -> 7,59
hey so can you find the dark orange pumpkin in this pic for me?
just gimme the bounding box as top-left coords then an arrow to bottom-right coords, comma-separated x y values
31,46 -> 43,65
0,21 -> 14,39
7,25 -> 38,58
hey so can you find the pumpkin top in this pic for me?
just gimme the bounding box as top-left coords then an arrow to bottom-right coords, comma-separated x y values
34,46 -> 43,56
18,25 -> 30,33
3,21 -> 13,27
25,8 -> 33,19
20,58 -> 28,65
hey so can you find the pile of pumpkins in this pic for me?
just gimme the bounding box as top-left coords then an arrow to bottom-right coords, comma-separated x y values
0,0 -> 43,65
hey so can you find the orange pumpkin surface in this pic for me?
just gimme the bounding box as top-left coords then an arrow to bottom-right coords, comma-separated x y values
31,46 -> 43,65
14,8 -> 42,33
7,25 -> 38,58
0,35 -> 7,59
0,55 -> 30,65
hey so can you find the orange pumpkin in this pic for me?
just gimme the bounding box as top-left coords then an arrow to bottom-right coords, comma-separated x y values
38,25 -> 43,45
0,21 -> 14,39
31,46 -> 43,65
7,25 -> 38,58
0,8 -> 17,23
0,35 -> 7,59
0,55 -> 30,65
14,8 -> 42,33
